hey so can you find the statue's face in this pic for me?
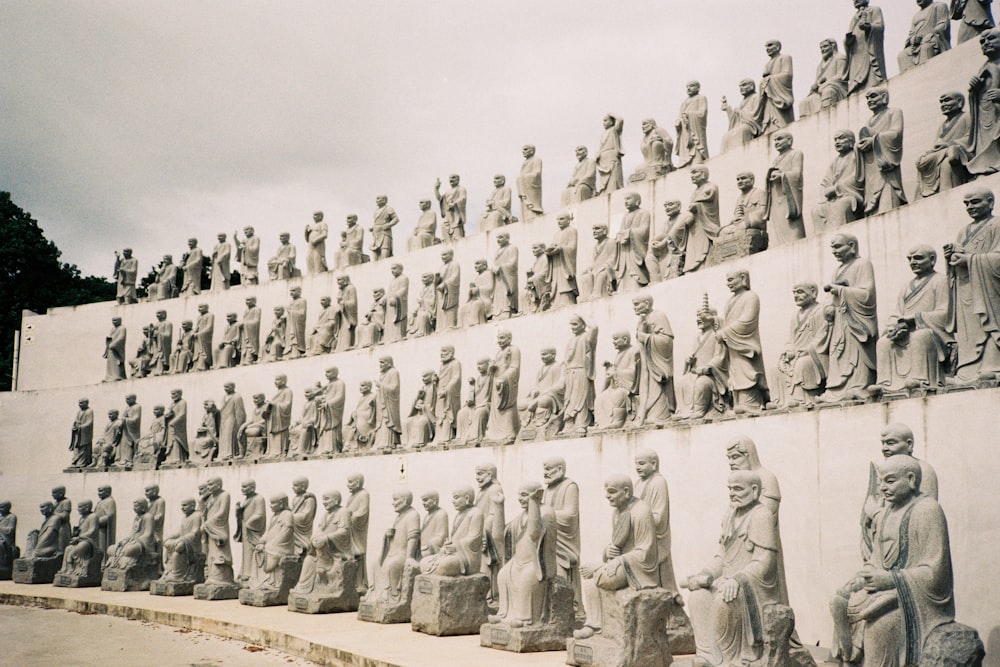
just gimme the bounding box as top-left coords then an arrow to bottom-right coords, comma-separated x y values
641,120 -> 654,134
98,487 -> 110,499
253,395 -> 265,407
880,432 -> 913,458
319,297 -> 332,308
517,488 -> 532,509
831,237 -> 856,262
322,494 -> 338,512
569,318 -> 585,335
78,501 -> 92,515
739,80 -> 755,96
982,30 -> 1000,59
497,332 -> 511,348
181,500 -> 196,515
853,0 -> 868,8
602,115 -> 614,129
273,307 -> 284,317
188,239 -> 197,249
440,347 -> 454,362
634,456 -> 656,480
773,133 -> 792,152
360,381 -> 372,394
40,503 -> 54,517
275,376 -> 287,388
347,216 -> 357,227
313,212 -> 323,222
392,493 -> 409,512
449,175 -> 460,187
79,399 -> 89,410
964,192 -> 994,220
728,479 -> 759,508
292,479 -> 307,495
422,371 -> 435,385
696,311 -> 711,331
325,367 -> 338,381
145,486 -> 158,501
833,133 -> 854,153
522,145 -> 534,158
765,40 -> 780,57
940,93 -> 962,115
878,468 -> 916,507
442,250 -> 454,263
632,299 -> 651,316
543,462 -> 564,485
477,360 -> 489,374
279,233 -> 290,244
421,495 -> 438,512
290,288 -> 301,299
604,483 -> 629,509
153,407 -> 165,417
531,243 -> 545,257
497,233 -> 509,247
690,169 -> 708,186
246,298 -> 256,308
269,498 -> 284,513
592,225 -> 607,240
492,175 -> 505,188
726,273 -> 746,294
686,82 -> 699,97
452,490 -> 472,511
865,90 -> 887,112
244,227 -> 255,237
735,174 -> 754,192
419,200 -> 431,211
474,260 -> 487,273
347,476 -> 363,492
792,287 -> 816,308
540,348 -> 556,365
475,469 -> 492,487
819,41 -> 836,60
112,317 -> 123,327
612,333 -> 629,350
376,196 -> 387,207
379,358 -> 393,373
133,500 -> 146,514
907,249 -> 935,276
575,146 -> 588,161
727,447 -> 749,471
373,288 -> 385,301
624,193 -> 640,210
557,214 -> 571,229
241,482 -> 255,496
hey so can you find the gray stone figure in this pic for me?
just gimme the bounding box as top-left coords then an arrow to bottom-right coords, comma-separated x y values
180,238 -> 203,296
266,374 -> 293,458
114,247 -> 138,304
169,320 -> 194,374
524,243 -> 552,313
50,486 -> 71,552
669,166 -> 720,274
421,491 -> 448,559
968,29 -> 1000,177
163,389 -> 189,464
408,199 -> 439,250
616,192 -> 650,292
518,347 -> 564,440
873,246 -> 951,393
725,172 -> 768,255
898,0 -> 951,72
436,249 -> 460,330
676,81 -> 709,167
214,312 -> 239,368
858,87 -> 907,214
675,301 -> 730,421
386,263 -> 408,343
0,501 -> 19,581
434,346 -> 462,445
333,274 -> 359,351
93,487 -> 115,570
486,330 -> 521,443
69,397 -> 94,467
596,114 -> 624,195
542,458 -> 582,616
757,40 -> 795,132
55,499 -> 103,587
305,211 -> 329,274
103,497 -> 160,592
546,212 -> 579,306
633,451 -> 678,595
409,272 -> 437,337
239,493 -> 300,606
129,325 -> 154,379
237,394 -> 268,458
817,234 -> 878,402
374,356 -> 402,450
210,233 -> 231,291
594,331 -> 640,430
632,118 -> 674,181
404,371 -> 437,448
346,474 -> 370,594
151,498 -> 204,594
284,286 -> 307,359
290,478 -> 317,560
944,188 -> 1000,382
721,80 -> 761,152
191,303 -> 214,372
319,367 -> 346,454
845,0 -> 887,95
473,259 -> 496,320
235,480 -> 266,585
435,174 -> 467,241
289,490 -> 357,613
145,484 -> 166,551
800,39 -> 849,117
103,317 -> 127,382
475,463 -> 506,603
813,130 -> 866,232
234,226 -> 260,285
462,359 -> 492,444
418,486 -> 484,578
493,233 -> 518,319
634,295 -> 676,425
955,0 -> 996,43
765,131 -> 806,246
719,270 -> 769,413
239,296 -> 261,365
517,145 -> 544,221
916,92 -> 971,198
93,408 -> 124,468
579,223 -> 617,300
561,316 -> 598,436
370,196 -> 398,260
344,381 -> 376,453
649,202 -> 684,283
289,386 -> 320,457
154,254 -> 179,301
771,283 -> 831,409
14,501 -> 63,584
481,175 -> 512,232
563,145 -> 597,206
134,405 -> 166,470
267,232 -> 297,280
307,296 -> 336,354
372,489 -> 421,605
150,311 -> 173,376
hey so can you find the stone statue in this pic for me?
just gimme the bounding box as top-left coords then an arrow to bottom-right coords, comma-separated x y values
344,381 -> 376,452
517,145 -> 544,221
771,283 -> 831,409
404,371 -> 437,448
305,211 -> 329,273
579,223 -> 617,300
518,347 -> 564,440
237,394 -> 268,458
267,232 -> 298,280
384,263 -> 408,343
49,486 -> 71,552
721,80 -> 761,152
493,232 -> 518,319
95,486 -> 119,565
435,174 -> 467,241
289,490 -> 356,612
0,501 -> 19,580
594,331 -> 640,430
153,254 -> 179,301
169,320 -> 194,374
180,238 -> 203,296
103,317 -> 127,382
475,463 -> 506,603
481,175 -> 512,232
434,346 -> 462,445
373,489 -> 421,604
114,248 -> 138,304
234,226 -> 260,285
93,408 -> 124,468
675,301 -> 730,421
419,486 -> 484,577
421,492 -> 449,558
191,479 -> 240,598
130,325 -> 154,379
524,243 -> 552,313
945,188 -> 1000,382
15,501 -> 63,584
633,450 -> 680,597
152,498 -> 203,592
435,249 -> 461,330
726,172 -> 768,255
134,404 -> 166,470
370,196 -> 398,260
235,480 -> 266,585
818,234 -> 878,402
55,499 -> 102,586
615,192 -> 650,292
916,92 -> 971,198
284,287 -> 307,359
812,130 -> 866,232
472,259 -> 496,320
266,374 -> 293,458
210,233 -> 231,291
873,246 -> 951,393
69,398 -> 94,467
634,295 -> 676,425
541,458 -> 582,614
462,359 -> 491,444
192,303 -> 214,372
103,497 -> 160,591
145,484 -> 165,551
859,87 -> 907,214
120,395 -> 140,467
459,282 -> 486,329
215,312 -> 240,368
239,493 -> 300,606
408,199 -> 439,250
562,146 -> 597,206
289,386 -> 320,457
150,311 -> 174,376
486,330 -> 521,444
719,270 -> 769,413
545,212 -> 579,307
675,81 -> 709,167
968,29 -> 1000,177
765,131 -> 806,246
596,114 -> 624,195
669,166 -> 720,274
346,474 -> 370,594
239,296 -> 261,365
956,0 -> 996,43
333,274 -> 359,351
844,0 -> 887,95
289,477 -> 317,560
898,0 -> 951,72
800,39 -> 849,117
319,367 -> 346,454
409,272 -> 437,337
757,40 -> 795,132
374,356 -> 402,450
632,118 -> 674,180
307,296 -> 337,354
561,316 -> 598,436
164,389 -> 189,464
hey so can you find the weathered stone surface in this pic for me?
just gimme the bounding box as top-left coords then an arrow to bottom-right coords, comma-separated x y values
706,224 -> 766,266
666,597 -> 696,656
13,556 -> 63,584
52,564 -> 102,588
357,561 -> 417,624
480,577 -> 574,653
101,555 -> 160,592
918,622 -> 985,667
566,588 -> 673,667
410,573 -> 489,636
237,558 -> 302,607
192,580 -> 240,600
288,558 -> 360,614
149,579 -> 197,596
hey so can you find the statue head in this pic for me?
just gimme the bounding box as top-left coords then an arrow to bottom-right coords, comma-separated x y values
359,379 -> 373,395
531,242 -> 545,256
451,486 -> 475,511
491,174 -> 506,189
375,195 -> 388,207
51,485 -> 66,501
496,329 -> 512,348
379,356 -> 394,372
418,199 -> 431,211
449,174 -> 461,187
322,491 -> 341,511
441,249 -> 454,263
269,494 -> 289,513
690,165 -> 709,185
440,345 -> 455,362
346,214 -> 358,226
291,477 -> 309,496
632,294 -> 654,316
686,80 -> 701,96
540,347 -> 557,364
279,232 -> 290,243
878,455 -> 923,507
180,498 -> 197,515
906,245 -> 937,277
641,118 -> 656,134
543,457 -> 567,486
153,404 -> 165,416
792,282 -> 818,308
0,501 -> 10,515
522,144 -> 535,158
180,320 -> 193,331
312,210 -> 324,222
517,481 -> 543,509
318,295 -> 332,308
497,232 -> 510,247
963,188 -> 995,222
635,449 -> 660,480
162,254 -> 173,264
726,436 -> 763,471
421,369 -> 436,385
421,272 -> 434,285
602,114 -> 617,129
475,463 -> 498,488
569,315 -> 586,335
476,358 -> 490,374
624,191 -> 641,211
592,223 -> 608,240
725,269 -> 751,294
980,28 -> 1000,59
133,497 -> 150,514
107,408 -> 120,421
372,287 -> 385,301
831,233 -> 859,263
145,484 -> 160,500
97,485 -> 111,500
245,296 -> 257,307
347,473 -> 365,492
696,306 -> 718,332
421,490 -> 439,512
392,489 -> 413,513
39,501 -> 55,517
853,0 -> 870,8
252,393 -> 266,406
735,172 -> 755,192
325,366 -> 339,381
612,330 -> 632,349
557,212 -> 573,229
274,374 -> 288,388
939,91 -> 965,116
474,258 -> 488,274
575,145 -> 589,160
728,470 -> 762,508
77,499 -> 93,515
864,87 -> 889,112
272,306 -> 284,318
241,480 -> 256,496
187,238 -> 198,249
738,79 -> 756,96
880,423 -> 916,457
111,316 -> 122,327
833,130 -> 856,154
243,226 -> 255,237
773,131 -> 793,152
603,475 -> 634,509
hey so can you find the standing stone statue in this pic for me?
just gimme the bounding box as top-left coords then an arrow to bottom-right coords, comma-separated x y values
524,243 -> 552,313
563,145 -> 597,206
435,174 -> 467,241
150,498 -> 203,595
103,497 -> 160,591
409,273 -> 437,337
675,81 -> 709,167
955,0 -> 995,43
615,192 -> 651,292
70,397 -> 95,468
164,389 -> 189,464
898,0 -> 951,72
289,490 -> 357,613
473,259 -> 496,319
55,499 -> 103,587
493,233 -> 518,319
0,501 -> 19,581
408,199 -> 439,250
15,501 -> 64,584
561,316 -> 598,436
916,92 -> 971,198
344,381 -> 376,452
121,395 -> 141,467
95,485 -> 119,559
765,131 -> 806,246
234,226 -> 260,285
239,493 -> 300,606
675,301 -> 730,421
215,312 -> 240,368
546,212 -> 579,307
153,254 -> 179,301
772,283 -> 831,409
481,175 -> 512,232
968,29 -> 1000,177
150,311 -> 173,375
217,382 -> 246,460
486,330 -> 521,443
370,196 -> 399,261
93,409 -> 124,468
436,249 -> 460,330
240,397 -> 269,459
239,296 -> 261,365
648,201 -> 684,282
180,238 -> 203,296
191,303 -> 214,372
169,320 -> 194,374
333,274 -> 359,351
130,325 -> 154,379
594,331 -> 640,430
669,166 -> 720,274
319,367 -> 346,454
367,490 -> 421,613
305,211 -> 329,274
800,39 -> 849,117
404,371 -> 437,448
290,478 -> 317,561
284,287 -> 307,359
873,246 -> 951,393
103,317 -> 127,382
267,232 -> 298,280
517,144 -> 544,221
210,233 -> 231,291
579,223 -> 617,300
859,87 -> 907,214
812,130 -> 866,232
844,0 -> 887,95
719,270 -> 769,413
634,295 -> 676,425
757,40 -> 795,132
266,374 -> 293,459
434,345 -> 462,445
475,463 -> 506,602
596,114 -> 624,195
541,458 -> 582,616
373,356 -> 402,450
631,118 -> 674,181
721,80 -> 761,152
235,480 -> 266,586
144,485 -> 165,554
345,474 -> 370,594
385,263 -> 408,343
518,347 -> 564,440
114,248 -> 138,304
264,307 -> 286,362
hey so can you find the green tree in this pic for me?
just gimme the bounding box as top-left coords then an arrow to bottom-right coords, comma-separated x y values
0,191 -> 115,391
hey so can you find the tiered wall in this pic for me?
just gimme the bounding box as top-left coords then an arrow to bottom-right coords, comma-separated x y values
2,39 -> 998,649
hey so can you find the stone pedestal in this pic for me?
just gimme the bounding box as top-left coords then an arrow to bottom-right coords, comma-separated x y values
53,556 -> 104,588
13,555 -> 63,584
101,555 -> 161,592
410,573 -> 489,636
358,562 -> 419,624
193,580 -> 241,600
707,225 -> 766,266
288,558 -> 360,614
920,622 -> 985,667
150,553 -> 206,596
480,577 -> 574,652
238,557 -> 302,607
566,588 -> 674,667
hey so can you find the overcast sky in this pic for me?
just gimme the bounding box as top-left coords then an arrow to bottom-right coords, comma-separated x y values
2,1 -> 915,279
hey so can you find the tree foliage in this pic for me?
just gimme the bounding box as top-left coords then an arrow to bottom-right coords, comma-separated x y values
0,191 -> 115,391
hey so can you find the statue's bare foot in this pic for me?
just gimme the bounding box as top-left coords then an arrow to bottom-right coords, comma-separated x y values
573,625 -> 597,639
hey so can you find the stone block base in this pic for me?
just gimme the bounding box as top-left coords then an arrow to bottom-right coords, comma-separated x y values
288,557 -> 359,614
101,559 -> 161,592
480,576 -> 575,652
665,595 -> 696,656
707,225 -> 766,266
150,579 -> 197,596
357,561 -> 418,624
13,556 -> 63,584
411,573 -> 489,636
53,570 -> 102,588
566,588 -> 674,667
238,558 -> 302,607
193,581 -> 241,600
920,622 -> 985,667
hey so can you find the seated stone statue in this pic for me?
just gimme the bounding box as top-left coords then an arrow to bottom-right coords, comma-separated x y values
266,232 -> 297,280
916,92 -> 971,198
237,394 -> 268,458
799,39 -> 848,117
134,405 -> 166,470
812,130 -> 865,232
897,0 -> 951,73
344,381 -> 376,453
153,498 -> 203,589
717,172 -> 767,257
458,283 -> 488,328
240,493 -> 300,606
420,491 -> 449,558
369,490 -> 421,606
55,500 -> 102,585
721,80 -> 761,151
647,201 -> 684,283
0,501 -> 17,580
630,118 -> 674,181
669,166 -> 720,274
523,243 -> 552,314
289,490 -> 356,612
103,497 -> 160,591
518,347 -> 564,440
408,273 -> 437,337
15,501 -> 64,583
419,486 -> 483,577
403,372 -> 437,448
577,224 -> 616,301
674,301 -> 730,421
594,331 -> 640,430
771,283 -> 830,409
